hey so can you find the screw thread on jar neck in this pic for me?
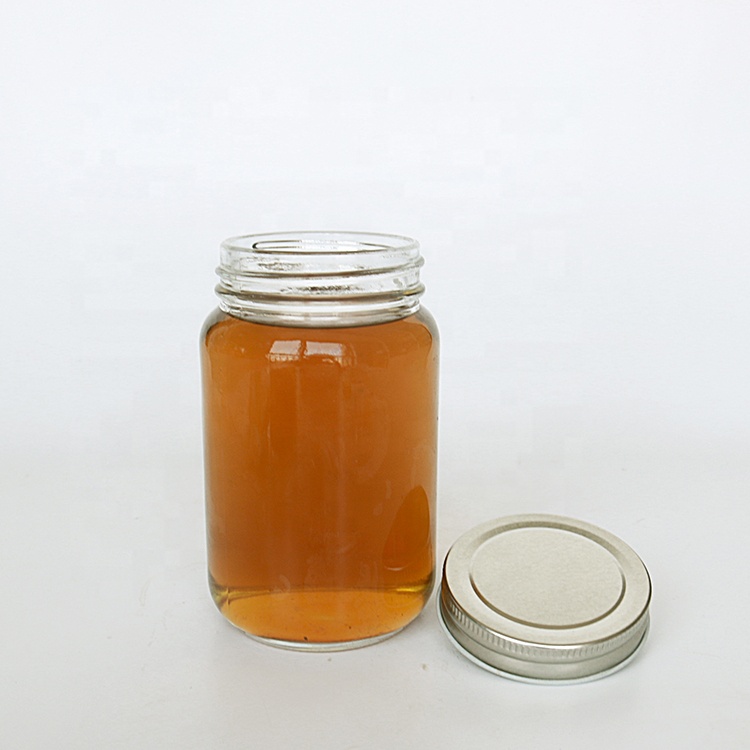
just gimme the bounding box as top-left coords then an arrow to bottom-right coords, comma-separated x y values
216,231 -> 425,327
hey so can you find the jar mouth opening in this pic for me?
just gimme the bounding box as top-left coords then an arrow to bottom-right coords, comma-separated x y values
221,231 -> 419,257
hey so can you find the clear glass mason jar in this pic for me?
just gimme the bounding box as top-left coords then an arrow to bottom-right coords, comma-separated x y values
200,232 -> 439,650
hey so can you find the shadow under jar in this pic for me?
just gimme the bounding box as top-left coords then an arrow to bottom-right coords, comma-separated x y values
201,232 -> 439,650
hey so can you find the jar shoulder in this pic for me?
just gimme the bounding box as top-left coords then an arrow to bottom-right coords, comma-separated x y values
201,306 -> 438,360
413,305 -> 439,345
201,307 -> 229,344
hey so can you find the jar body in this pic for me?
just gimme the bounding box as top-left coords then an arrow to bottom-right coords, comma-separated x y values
201,306 -> 439,649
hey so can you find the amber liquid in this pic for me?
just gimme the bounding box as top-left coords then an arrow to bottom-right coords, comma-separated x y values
201,308 -> 439,647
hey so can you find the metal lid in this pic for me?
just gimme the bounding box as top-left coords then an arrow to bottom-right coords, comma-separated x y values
439,514 -> 652,684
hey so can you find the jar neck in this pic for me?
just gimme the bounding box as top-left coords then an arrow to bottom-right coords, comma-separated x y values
215,232 -> 425,327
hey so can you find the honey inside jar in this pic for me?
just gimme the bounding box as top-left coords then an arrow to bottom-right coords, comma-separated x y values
201,307 -> 438,647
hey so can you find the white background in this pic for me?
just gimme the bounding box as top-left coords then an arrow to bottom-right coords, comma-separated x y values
2,1 -> 749,747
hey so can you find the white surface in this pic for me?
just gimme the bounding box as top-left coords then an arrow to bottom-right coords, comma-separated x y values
2,1 -> 749,747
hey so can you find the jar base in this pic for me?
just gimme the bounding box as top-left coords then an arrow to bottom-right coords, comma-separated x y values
245,626 -> 405,653
210,575 -> 432,646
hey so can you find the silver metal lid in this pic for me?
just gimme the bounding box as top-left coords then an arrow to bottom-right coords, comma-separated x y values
439,514 -> 652,684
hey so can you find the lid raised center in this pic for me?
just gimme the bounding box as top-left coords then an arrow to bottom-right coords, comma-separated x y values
469,527 -> 625,629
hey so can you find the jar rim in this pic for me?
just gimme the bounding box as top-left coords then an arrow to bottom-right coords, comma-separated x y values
221,230 -> 419,257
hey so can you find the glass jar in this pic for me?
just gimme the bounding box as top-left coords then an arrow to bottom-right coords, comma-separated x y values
200,232 -> 439,650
